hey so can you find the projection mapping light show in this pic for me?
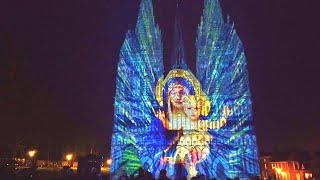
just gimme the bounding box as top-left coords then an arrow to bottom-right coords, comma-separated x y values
111,0 -> 260,179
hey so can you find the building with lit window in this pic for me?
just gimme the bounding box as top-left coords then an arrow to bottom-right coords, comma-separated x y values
259,156 -> 313,180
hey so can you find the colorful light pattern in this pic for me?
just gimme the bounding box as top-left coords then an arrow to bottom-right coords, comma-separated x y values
110,0 -> 260,179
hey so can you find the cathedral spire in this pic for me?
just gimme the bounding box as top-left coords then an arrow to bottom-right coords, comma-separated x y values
172,1 -> 187,70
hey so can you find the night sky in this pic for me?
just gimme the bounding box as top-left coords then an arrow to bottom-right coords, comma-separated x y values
1,0 -> 320,154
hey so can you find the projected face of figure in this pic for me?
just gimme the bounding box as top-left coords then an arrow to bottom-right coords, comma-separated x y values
183,96 -> 199,121
169,84 -> 188,109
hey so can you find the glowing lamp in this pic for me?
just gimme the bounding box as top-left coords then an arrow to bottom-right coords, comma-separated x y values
66,154 -> 73,161
28,150 -> 36,158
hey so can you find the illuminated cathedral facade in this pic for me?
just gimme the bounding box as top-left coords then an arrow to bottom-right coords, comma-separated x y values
110,0 -> 260,179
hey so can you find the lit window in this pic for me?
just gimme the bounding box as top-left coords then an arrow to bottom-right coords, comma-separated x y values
296,173 -> 301,180
305,173 -> 312,178
305,173 -> 309,179
264,164 -> 267,169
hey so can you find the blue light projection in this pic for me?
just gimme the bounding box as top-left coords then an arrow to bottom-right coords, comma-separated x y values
110,0 -> 260,179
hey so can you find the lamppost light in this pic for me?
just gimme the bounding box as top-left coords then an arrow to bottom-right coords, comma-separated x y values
66,154 -> 73,161
28,150 -> 36,158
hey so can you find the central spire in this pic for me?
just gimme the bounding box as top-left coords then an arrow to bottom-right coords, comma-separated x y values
172,0 -> 187,70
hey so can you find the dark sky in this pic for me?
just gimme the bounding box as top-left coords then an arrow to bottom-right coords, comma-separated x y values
1,0 -> 320,154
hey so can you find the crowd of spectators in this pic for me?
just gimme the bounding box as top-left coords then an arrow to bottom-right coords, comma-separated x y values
117,167 -> 261,180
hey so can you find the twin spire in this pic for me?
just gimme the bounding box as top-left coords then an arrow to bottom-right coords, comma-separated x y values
172,1 -> 186,70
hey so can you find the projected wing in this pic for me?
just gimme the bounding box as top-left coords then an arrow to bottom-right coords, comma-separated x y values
111,0 -> 164,175
196,0 -> 259,178
197,0 -> 250,115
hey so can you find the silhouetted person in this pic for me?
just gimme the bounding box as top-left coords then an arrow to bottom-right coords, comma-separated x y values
175,154 -> 183,179
134,167 -> 145,180
158,169 -> 170,180
119,170 -> 129,180
234,177 -> 240,180
90,167 -> 103,180
198,174 -> 205,180
146,171 -> 155,180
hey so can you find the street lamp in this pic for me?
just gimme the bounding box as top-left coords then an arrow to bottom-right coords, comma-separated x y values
106,159 -> 112,166
66,154 -> 73,161
28,150 -> 36,158
65,154 -> 73,166
28,150 -> 36,167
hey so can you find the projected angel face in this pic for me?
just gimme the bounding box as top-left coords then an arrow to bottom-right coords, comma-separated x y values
156,71 -> 213,131
168,83 -> 189,110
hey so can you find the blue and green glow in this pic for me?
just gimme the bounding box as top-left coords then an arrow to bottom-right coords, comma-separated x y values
110,0 -> 260,179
